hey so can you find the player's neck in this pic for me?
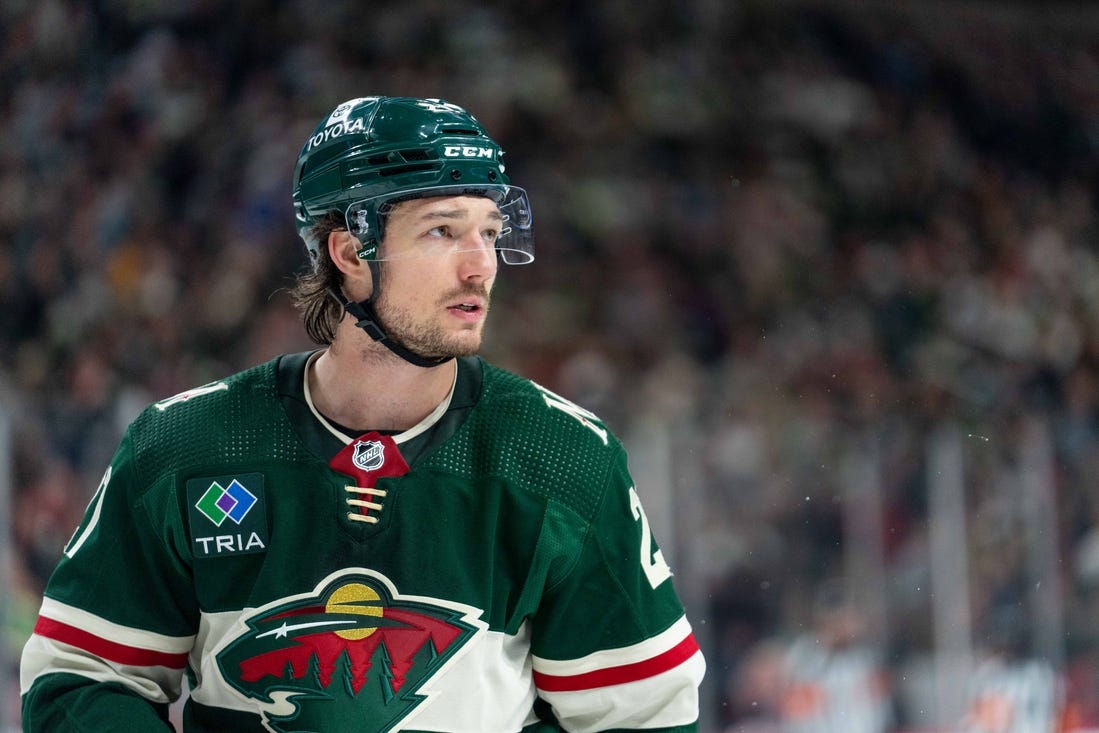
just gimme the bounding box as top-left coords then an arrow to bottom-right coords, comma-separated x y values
307,342 -> 457,434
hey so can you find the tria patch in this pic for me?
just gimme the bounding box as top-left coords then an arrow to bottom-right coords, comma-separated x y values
187,473 -> 268,558
216,568 -> 485,731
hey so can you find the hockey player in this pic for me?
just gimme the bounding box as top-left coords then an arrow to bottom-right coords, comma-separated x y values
20,96 -> 706,731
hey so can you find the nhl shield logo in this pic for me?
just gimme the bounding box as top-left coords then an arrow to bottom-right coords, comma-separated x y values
352,440 -> 385,471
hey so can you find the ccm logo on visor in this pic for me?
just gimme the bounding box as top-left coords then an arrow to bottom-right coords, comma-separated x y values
443,146 -> 495,159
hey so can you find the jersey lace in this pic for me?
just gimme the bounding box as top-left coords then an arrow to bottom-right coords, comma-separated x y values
345,485 -> 387,523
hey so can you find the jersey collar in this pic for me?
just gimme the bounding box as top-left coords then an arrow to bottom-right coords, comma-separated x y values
301,349 -> 457,446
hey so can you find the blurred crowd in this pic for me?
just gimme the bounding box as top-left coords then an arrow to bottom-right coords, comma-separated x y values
6,1 -> 1099,730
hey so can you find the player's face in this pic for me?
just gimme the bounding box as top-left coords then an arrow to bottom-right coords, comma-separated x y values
372,195 -> 500,359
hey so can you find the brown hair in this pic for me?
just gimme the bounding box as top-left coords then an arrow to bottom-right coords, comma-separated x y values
288,212 -> 346,345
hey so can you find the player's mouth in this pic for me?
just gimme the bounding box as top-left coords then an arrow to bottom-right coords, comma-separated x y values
446,299 -> 486,321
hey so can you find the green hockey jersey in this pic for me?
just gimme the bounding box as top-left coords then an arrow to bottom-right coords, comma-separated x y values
21,352 -> 704,732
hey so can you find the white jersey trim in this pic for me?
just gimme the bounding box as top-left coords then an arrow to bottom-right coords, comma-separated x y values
539,656 -> 705,732
20,597 -> 193,700
532,614 -> 693,675
530,615 -> 704,731
35,596 -> 195,654
21,634 -> 184,702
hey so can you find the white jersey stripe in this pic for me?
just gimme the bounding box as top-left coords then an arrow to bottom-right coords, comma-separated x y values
539,649 -> 705,733
532,614 -> 694,675
20,635 -> 185,701
36,596 -> 195,654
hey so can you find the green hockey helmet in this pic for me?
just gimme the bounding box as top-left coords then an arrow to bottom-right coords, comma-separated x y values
292,97 -> 534,265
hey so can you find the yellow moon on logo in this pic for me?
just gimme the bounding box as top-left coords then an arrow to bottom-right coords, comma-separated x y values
325,582 -> 384,640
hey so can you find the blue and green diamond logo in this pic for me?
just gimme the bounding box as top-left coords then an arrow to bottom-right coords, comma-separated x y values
195,479 -> 258,526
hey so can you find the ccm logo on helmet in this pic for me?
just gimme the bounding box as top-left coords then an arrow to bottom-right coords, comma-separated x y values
443,145 -> 495,159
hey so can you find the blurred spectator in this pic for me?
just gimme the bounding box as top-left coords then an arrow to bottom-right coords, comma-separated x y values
960,609 -> 1063,733
777,582 -> 893,733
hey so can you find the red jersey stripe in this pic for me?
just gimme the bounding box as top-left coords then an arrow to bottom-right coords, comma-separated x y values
534,633 -> 700,692
34,616 -> 190,669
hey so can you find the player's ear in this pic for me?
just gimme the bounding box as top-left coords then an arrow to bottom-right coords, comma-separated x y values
328,230 -> 365,277
328,229 -> 374,301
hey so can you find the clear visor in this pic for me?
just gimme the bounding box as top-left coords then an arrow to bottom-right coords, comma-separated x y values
346,185 -> 534,265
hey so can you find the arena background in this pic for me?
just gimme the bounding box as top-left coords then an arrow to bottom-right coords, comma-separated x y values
5,1 -> 1099,730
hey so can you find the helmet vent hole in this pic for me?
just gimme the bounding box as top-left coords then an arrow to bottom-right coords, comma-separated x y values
378,163 -> 436,177
399,148 -> 432,162
439,125 -> 480,136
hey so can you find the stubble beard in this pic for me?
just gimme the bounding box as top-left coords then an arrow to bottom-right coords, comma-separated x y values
372,282 -> 491,361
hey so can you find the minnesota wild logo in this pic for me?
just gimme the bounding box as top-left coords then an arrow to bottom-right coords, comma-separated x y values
217,569 -> 484,732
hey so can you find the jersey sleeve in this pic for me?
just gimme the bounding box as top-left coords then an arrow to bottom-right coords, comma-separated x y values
20,427 -> 198,731
529,447 -> 705,732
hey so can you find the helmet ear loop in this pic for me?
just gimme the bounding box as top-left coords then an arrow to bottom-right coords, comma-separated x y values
334,258 -> 385,343
361,258 -> 389,341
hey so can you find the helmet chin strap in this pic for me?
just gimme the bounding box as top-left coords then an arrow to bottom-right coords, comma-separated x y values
331,258 -> 451,368
338,295 -> 451,368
